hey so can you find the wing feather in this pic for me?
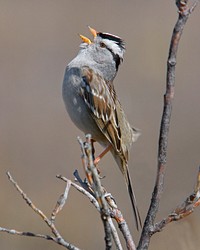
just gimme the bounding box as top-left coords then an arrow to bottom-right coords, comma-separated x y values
80,66 -> 121,152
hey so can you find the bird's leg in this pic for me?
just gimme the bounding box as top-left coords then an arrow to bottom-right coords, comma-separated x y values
91,139 -> 96,161
90,139 -> 102,175
91,141 -> 112,176
94,144 -> 112,165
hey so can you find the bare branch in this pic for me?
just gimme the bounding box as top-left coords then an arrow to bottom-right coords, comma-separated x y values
78,134 -> 112,249
0,227 -> 55,241
111,208 -> 136,250
51,179 -> 71,221
153,166 -> 200,233
107,217 -> 123,250
138,1 -> 198,249
6,172 -> 81,250
57,174 -> 124,250
73,169 -> 94,196
56,174 -> 100,211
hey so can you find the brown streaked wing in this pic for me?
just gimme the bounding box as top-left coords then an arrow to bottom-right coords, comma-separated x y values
80,66 -> 122,152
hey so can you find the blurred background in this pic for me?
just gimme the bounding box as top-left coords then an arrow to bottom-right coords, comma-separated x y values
0,1 -> 200,249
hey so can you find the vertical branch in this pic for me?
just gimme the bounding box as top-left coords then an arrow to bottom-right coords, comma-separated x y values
138,1 -> 197,249
86,135 -> 112,250
78,135 -> 112,250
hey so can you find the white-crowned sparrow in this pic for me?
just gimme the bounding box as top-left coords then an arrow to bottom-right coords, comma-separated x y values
62,27 -> 141,229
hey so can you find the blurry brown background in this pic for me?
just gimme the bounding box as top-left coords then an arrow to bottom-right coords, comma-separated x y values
0,1 -> 200,249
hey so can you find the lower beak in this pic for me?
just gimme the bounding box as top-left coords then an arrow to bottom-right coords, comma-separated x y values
79,34 -> 92,44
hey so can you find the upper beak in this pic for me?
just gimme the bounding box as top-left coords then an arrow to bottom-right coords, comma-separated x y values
79,34 -> 92,44
88,26 -> 97,38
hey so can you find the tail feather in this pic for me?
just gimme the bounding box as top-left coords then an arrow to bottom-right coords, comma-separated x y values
110,148 -> 141,230
125,166 -> 142,230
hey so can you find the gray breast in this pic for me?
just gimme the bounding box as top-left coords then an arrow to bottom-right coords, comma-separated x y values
62,67 -> 106,143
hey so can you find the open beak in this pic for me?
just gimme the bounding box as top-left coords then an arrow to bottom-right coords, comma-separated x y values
79,26 -> 97,44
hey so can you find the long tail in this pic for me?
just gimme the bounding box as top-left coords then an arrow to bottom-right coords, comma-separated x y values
124,165 -> 142,230
110,147 -> 142,230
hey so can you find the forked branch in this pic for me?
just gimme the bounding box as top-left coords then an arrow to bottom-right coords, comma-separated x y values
1,172 -> 80,250
153,166 -> 200,233
138,1 -> 198,249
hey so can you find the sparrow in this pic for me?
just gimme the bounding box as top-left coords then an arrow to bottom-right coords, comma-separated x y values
62,27 -> 141,229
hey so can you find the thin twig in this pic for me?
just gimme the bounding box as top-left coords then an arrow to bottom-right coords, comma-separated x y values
87,135 -> 112,250
0,227 -> 55,241
79,134 -> 112,250
6,172 -> 80,250
56,174 -> 100,211
73,169 -> 94,196
107,217 -> 123,250
153,166 -> 200,233
51,179 -> 71,221
57,174 -> 124,250
111,208 -> 136,250
138,1 -> 198,249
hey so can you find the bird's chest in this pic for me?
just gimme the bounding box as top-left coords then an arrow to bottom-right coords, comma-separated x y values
63,79 -> 102,139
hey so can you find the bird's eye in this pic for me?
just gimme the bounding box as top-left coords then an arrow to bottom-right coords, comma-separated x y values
100,42 -> 106,48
